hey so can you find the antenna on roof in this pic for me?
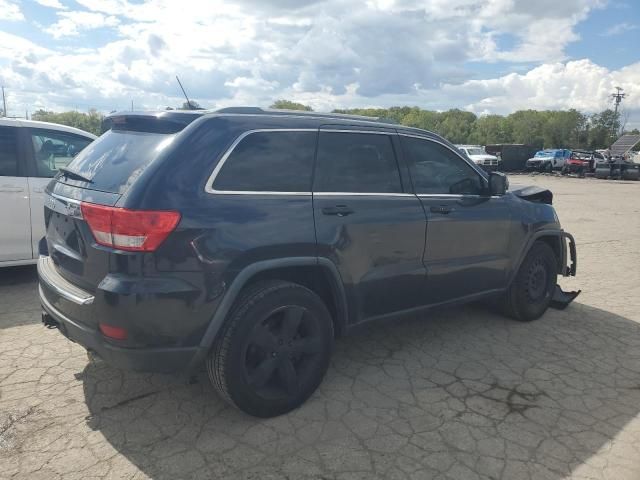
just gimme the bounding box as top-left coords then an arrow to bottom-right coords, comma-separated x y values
176,75 -> 195,110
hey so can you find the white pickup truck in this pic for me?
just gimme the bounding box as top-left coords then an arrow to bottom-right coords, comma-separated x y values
456,145 -> 500,171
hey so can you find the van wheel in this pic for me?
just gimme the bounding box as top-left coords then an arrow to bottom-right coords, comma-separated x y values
207,280 -> 333,417
501,242 -> 557,321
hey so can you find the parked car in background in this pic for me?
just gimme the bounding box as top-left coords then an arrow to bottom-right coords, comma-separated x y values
562,150 -> 603,176
456,145 -> 500,171
525,149 -> 571,172
0,118 -> 96,266
38,108 -> 578,418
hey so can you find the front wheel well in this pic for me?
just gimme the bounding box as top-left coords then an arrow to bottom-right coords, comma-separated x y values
242,265 -> 346,337
535,235 -> 563,274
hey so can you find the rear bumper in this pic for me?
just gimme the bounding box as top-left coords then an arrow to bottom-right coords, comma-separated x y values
39,286 -> 198,373
38,255 -> 202,374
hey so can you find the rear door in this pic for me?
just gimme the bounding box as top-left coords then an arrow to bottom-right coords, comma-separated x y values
26,128 -> 93,259
312,127 -> 427,322
0,125 -> 31,262
400,134 -> 512,304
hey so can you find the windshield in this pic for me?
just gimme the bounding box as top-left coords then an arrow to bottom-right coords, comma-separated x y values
466,148 -> 486,156
535,151 -> 555,157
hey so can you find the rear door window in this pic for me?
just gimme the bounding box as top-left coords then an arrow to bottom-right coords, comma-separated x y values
30,129 -> 93,178
211,130 -> 316,192
0,126 -> 19,176
314,131 -> 402,193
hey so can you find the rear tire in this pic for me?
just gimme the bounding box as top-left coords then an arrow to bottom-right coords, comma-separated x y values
207,280 -> 334,417
501,242 -> 558,322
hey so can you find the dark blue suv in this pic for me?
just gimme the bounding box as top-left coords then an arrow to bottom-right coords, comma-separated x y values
38,108 -> 577,417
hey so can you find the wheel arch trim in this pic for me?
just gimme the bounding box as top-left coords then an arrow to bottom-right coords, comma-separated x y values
186,257 -> 347,372
508,229 -> 577,285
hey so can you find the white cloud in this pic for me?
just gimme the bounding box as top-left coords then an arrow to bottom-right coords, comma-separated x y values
34,0 -> 67,9
46,11 -> 120,38
448,59 -> 640,117
601,22 -> 638,36
0,0 -> 24,21
1,0 -> 637,127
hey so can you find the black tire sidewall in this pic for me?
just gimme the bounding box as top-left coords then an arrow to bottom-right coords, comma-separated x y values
218,283 -> 333,417
510,242 -> 557,321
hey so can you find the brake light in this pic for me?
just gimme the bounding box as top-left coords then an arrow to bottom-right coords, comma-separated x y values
80,202 -> 180,252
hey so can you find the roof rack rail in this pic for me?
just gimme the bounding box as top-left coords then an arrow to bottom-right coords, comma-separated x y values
214,106 -> 398,125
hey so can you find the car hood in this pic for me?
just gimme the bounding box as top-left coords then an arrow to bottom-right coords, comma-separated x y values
510,185 -> 553,205
469,154 -> 497,160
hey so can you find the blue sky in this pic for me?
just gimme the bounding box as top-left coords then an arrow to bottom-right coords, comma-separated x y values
1,0 -> 639,127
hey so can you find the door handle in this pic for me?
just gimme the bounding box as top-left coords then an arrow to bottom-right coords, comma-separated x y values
0,185 -> 24,193
322,205 -> 354,217
430,205 -> 453,214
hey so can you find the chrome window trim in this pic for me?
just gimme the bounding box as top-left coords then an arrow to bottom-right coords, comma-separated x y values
204,128 -> 317,195
205,128 -> 408,196
314,192 -> 414,197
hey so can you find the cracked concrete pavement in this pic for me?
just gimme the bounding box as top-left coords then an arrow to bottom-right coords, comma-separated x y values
1,175 -> 640,479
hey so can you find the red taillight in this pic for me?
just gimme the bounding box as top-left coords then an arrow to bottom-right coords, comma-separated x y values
80,202 -> 180,252
98,323 -> 128,340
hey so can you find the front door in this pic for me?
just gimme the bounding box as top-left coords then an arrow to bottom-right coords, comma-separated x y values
400,134 -> 512,304
312,128 -> 427,322
0,126 -> 31,262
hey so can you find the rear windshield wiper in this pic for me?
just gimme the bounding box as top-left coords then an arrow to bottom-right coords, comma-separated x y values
58,167 -> 93,183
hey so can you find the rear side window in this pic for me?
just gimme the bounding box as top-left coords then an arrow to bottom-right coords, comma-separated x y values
212,131 -> 316,192
0,126 -> 19,176
62,130 -> 175,193
314,132 -> 402,193
30,129 -> 93,178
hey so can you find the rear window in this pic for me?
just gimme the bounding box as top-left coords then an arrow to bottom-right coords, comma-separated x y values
60,130 -> 175,194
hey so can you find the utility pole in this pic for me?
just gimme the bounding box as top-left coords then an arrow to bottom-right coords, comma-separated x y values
131,100 -> 134,111
1,86 -> 6,117
610,87 -> 626,141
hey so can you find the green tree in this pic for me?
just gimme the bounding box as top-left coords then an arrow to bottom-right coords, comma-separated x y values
270,100 -> 313,111
31,109 -> 104,136
469,115 -> 512,145
587,109 -> 620,149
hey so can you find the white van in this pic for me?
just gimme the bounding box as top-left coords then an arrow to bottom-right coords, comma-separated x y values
0,118 -> 96,266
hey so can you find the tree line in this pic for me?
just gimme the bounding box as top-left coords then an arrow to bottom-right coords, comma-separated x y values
272,100 -> 637,150
31,101 -> 638,150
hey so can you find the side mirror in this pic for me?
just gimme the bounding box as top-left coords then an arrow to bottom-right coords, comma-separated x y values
489,171 -> 508,196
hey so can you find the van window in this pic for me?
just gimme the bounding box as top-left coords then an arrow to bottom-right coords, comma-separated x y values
0,126 -> 19,176
30,129 -> 93,178
314,132 -> 402,193
212,131 -> 316,192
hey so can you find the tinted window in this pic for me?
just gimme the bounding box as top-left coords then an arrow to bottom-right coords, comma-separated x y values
314,132 -> 402,193
0,126 -> 19,176
63,130 -> 175,193
213,131 -> 316,192
402,136 -> 483,195
30,129 -> 93,178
